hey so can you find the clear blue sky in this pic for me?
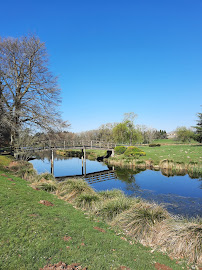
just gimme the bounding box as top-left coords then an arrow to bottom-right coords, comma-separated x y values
1,0 -> 202,133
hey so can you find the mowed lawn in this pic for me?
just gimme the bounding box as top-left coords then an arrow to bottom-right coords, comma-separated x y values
138,144 -> 202,165
0,171 -> 187,270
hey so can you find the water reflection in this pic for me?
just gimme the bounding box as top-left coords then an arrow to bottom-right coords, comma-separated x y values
115,167 -> 140,192
89,165 -> 202,218
30,154 -> 202,218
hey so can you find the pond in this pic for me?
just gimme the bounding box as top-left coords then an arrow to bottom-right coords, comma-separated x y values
30,154 -> 202,218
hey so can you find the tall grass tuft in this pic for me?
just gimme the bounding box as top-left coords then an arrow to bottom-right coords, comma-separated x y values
112,202 -> 170,240
57,178 -> 95,202
98,189 -> 125,200
37,172 -> 55,181
30,173 -> 57,191
75,193 -> 100,210
96,196 -> 134,221
147,221 -> 202,264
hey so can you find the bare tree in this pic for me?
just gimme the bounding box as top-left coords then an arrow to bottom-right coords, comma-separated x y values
0,34 -> 67,147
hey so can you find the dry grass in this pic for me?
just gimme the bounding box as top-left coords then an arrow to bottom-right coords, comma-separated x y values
112,202 -> 170,240
143,220 -> 202,264
95,196 -> 134,221
98,189 -> 125,200
75,193 -> 101,210
56,178 -> 95,202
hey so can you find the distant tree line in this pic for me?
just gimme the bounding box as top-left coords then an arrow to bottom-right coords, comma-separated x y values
62,113 -> 168,145
14,110 -> 202,147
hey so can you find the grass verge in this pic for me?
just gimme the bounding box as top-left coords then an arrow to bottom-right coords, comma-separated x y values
0,170 -> 188,270
1,156 -> 201,269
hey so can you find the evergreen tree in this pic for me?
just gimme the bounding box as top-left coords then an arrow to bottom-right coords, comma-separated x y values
194,112 -> 202,143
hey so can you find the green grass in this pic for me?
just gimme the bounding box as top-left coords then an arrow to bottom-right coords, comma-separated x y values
138,144 -> 202,165
0,171 -> 187,269
0,155 -> 14,168
152,138 -> 198,144
111,144 -> 202,166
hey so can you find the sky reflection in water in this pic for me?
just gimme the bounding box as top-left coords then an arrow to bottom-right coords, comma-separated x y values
30,157 -> 202,218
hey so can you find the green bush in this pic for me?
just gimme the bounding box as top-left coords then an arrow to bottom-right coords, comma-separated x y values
114,146 -> 127,155
124,146 -> 146,157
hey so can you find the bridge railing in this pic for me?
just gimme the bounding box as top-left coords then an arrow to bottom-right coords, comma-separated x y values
14,140 -> 116,152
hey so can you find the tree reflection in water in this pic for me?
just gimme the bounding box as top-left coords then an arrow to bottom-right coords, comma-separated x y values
114,167 -> 144,192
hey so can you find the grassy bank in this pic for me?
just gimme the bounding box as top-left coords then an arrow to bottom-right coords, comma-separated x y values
151,139 -> 199,145
138,144 -> 202,165
56,144 -> 202,167
0,158 -> 190,269
107,144 -> 202,176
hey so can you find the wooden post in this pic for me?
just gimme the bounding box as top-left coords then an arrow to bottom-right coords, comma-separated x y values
64,140 -> 65,149
84,147 -> 86,176
81,149 -> 84,175
51,150 -> 54,175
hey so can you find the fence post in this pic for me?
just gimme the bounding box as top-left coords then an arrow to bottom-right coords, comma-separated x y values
51,150 -> 54,175
84,147 -> 86,176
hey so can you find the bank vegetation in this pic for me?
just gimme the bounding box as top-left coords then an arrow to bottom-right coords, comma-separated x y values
4,158 -> 202,266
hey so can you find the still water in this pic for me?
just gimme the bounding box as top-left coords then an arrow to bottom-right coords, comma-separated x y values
30,156 -> 202,218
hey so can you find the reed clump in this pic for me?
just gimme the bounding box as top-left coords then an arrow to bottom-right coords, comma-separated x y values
95,196 -> 134,221
8,160 -> 38,181
75,193 -> 101,210
98,189 -> 125,200
143,220 -> 202,264
112,202 -> 170,240
56,178 -> 95,202
29,172 -> 57,192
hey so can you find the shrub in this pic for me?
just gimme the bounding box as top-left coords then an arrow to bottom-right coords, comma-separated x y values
124,146 -> 146,157
149,144 -> 161,147
114,146 -> 127,155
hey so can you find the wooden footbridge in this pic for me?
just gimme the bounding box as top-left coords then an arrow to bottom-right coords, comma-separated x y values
14,140 -> 116,176
14,140 -> 116,155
